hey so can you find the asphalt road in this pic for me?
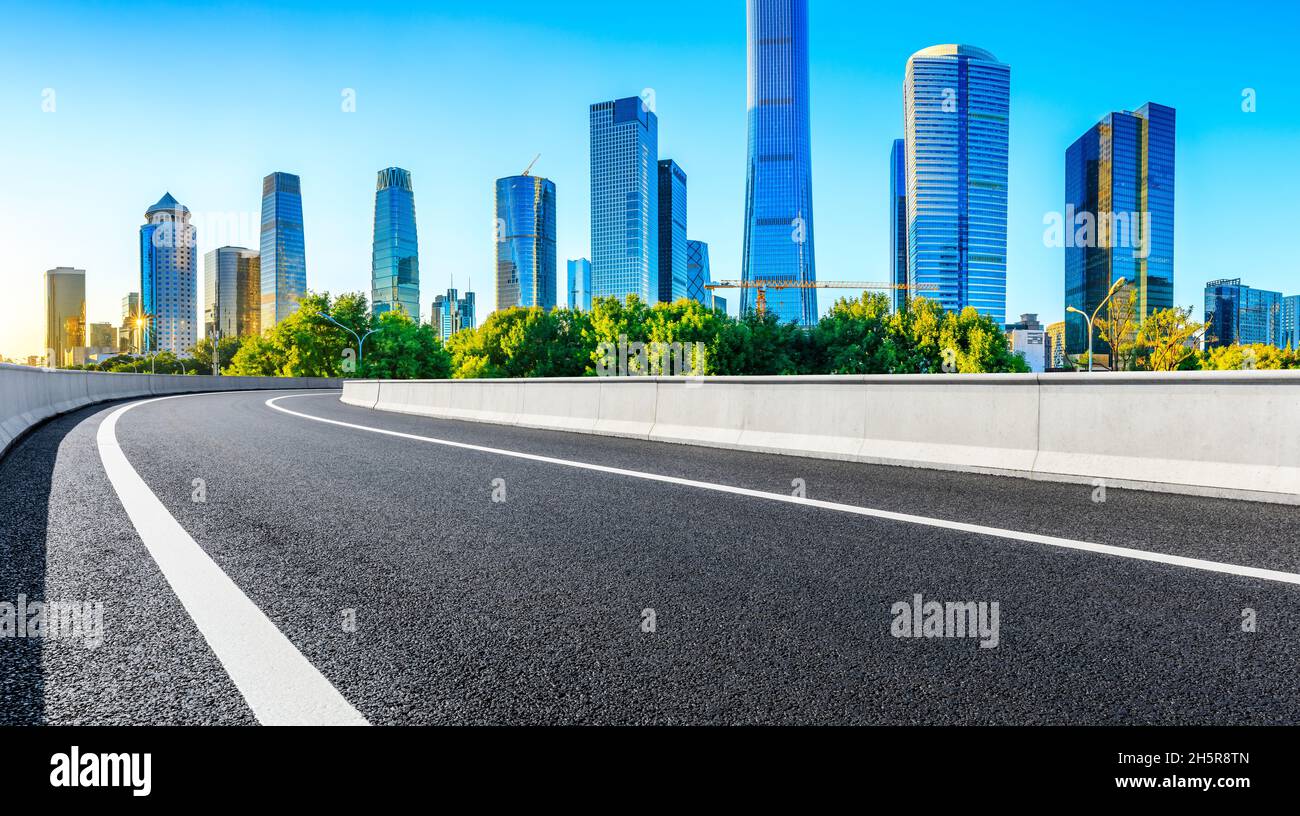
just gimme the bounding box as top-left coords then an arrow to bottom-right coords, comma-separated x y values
3,388 -> 1299,725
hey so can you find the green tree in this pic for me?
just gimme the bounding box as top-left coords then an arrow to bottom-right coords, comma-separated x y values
190,336 -> 246,375
363,311 -> 452,380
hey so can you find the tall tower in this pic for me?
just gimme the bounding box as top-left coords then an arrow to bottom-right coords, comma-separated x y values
741,0 -> 817,326
657,159 -> 688,303
372,167 -> 421,319
495,174 -> 557,311
904,44 -> 1010,326
590,96 -> 658,305
44,267 -> 86,367
259,171 -> 306,329
204,247 -> 261,340
889,139 -> 908,314
139,193 -> 197,355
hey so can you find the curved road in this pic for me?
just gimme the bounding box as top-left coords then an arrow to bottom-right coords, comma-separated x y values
3,389 -> 1299,725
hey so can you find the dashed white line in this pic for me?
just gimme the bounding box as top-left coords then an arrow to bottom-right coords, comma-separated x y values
98,393 -> 368,726
269,392 -> 1300,588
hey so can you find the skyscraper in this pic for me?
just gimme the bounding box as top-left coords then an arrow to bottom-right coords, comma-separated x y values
204,247 -> 261,340
119,291 -> 141,353
889,138 -> 908,314
44,267 -> 85,367
742,0 -> 817,326
259,172 -> 306,329
686,240 -> 712,304
568,259 -> 592,311
432,286 -> 476,342
1204,279 -> 1283,349
372,167 -> 420,319
139,193 -> 197,355
495,174 -> 557,311
657,159 -> 688,303
904,44 -> 1010,326
1283,295 -> 1300,350
1064,103 -> 1175,357
590,96 -> 658,304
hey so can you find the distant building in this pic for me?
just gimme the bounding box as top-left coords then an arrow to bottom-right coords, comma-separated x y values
139,192 -> 197,355
204,247 -> 261,340
372,167 -> 420,319
1046,321 -> 1067,369
590,96 -> 657,304
1204,279 -> 1283,348
567,259 -> 592,311
259,172 -> 307,329
686,240 -> 711,304
1009,329 -> 1047,373
87,323 -> 116,350
713,295 -> 727,314
889,138 -> 907,314
1006,313 -> 1043,331
496,174 -> 557,310
432,287 -> 475,342
44,267 -> 85,367
119,292 -> 141,353
1282,295 -> 1300,350
657,160 -> 687,303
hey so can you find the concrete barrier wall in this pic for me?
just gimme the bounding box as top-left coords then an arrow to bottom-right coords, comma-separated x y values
0,364 -> 340,460
342,372 -> 1300,504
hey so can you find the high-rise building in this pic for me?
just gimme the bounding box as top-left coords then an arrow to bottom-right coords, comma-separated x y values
590,97 -> 658,305
119,292 -> 141,353
889,138 -> 908,314
568,259 -> 592,311
372,167 -> 420,319
139,193 -> 197,355
1283,295 -> 1300,350
204,247 -> 261,341
686,240 -> 712,304
657,160 -> 688,303
1064,103 -> 1175,358
44,267 -> 85,367
496,174 -> 557,311
742,0 -> 817,326
259,172 -> 306,329
1046,321 -> 1067,370
432,286 -> 476,342
1204,279 -> 1283,348
904,44 -> 1010,326
713,295 -> 727,314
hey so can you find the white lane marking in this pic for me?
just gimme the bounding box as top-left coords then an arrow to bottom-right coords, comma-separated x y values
269,393 -> 1300,588
98,394 -> 368,726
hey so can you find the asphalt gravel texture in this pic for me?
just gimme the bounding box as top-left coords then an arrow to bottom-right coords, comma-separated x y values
3,388 -> 1299,725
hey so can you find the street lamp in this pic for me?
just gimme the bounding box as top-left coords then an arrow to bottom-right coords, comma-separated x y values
316,312 -> 380,374
1067,277 -> 1128,373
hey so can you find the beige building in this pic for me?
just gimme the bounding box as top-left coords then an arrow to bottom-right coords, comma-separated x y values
44,267 -> 86,367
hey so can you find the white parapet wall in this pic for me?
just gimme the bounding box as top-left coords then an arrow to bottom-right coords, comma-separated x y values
0,363 -> 340,460
341,371 -> 1300,505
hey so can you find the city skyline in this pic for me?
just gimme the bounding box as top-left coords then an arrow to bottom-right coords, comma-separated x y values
3,0 -> 1298,357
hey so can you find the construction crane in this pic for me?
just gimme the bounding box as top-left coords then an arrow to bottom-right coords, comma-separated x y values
521,153 -> 541,177
703,279 -> 939,318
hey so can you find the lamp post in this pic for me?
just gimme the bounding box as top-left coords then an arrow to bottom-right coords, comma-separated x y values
1067,277 -> 1128,372
316,312 -> 379,374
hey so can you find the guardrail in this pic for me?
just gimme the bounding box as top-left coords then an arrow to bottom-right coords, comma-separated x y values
0,364 -> 340,460
342,372 -> 1300,505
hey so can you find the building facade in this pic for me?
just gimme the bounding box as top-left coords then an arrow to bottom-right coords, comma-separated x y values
44,267 -> 85,367
1283,295 -> 1300,350
204,247 -> 261,341
259,172 -> 307,329
1046,321 -> 1067,370
118,292 -> 141,353
1009,329 -> 1047,373
139,193 -> 197,355
496,174 -> 557,311
904,44 -> 1010,326
686,240 -> 712,304
432,287 -> 476,342
742,0 -> 817,326
889,138 -> 908,314
1204,279 -> 1283,348
568,259 -> 592,311
591,96 -> 658,305
657,159 -> 688,303
1064,102 -> 1175,357
372,167 -> 420,319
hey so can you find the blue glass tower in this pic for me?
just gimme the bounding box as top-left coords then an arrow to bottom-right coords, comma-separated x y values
567,259 -> 592,311
686,240 -> 711,304
495,174 -> 557,310
1283,295 -> 1300,350
657,159 -> 688,303
1204,279 -> 1283,349
889,138 -> 907,314
139,192 -> 197,354
904,45 -> 1010,326
259,172 -> 306,329
741,0 -> 817,326
372,167 -> 420,319
590,97 -> 658,305
1064,103 -> 1175,357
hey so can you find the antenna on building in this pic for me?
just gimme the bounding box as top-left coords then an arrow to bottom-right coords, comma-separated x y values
522,154 -> 541,177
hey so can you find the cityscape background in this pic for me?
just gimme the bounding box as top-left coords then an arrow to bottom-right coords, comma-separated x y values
2,0 -> 1298,361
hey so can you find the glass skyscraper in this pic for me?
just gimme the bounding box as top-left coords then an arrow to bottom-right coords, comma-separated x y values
44,267 -> 85,367
204,247 -> 261,340
139,193 -> 197,355
1204,279 -> 1283,348
495,174 -> 557,310
1065,103 -> 1175,357
259,171 -> 306,329
889,138 -> 907,314
1283,295 -> 1300,351
590,96 -> 658,305
657,159 -> 688,303
904,44 -> 1010,326
686,239 -> 712,304
567,258 -> 592,311
432,286 -> 476,342
741,0 -> 817,326
372,167 -> 420,319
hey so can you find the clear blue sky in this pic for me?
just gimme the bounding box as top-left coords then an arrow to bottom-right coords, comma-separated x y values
2,0 -> 1297,358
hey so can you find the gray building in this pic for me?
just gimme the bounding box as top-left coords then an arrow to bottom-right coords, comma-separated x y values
204,247 -> 261,340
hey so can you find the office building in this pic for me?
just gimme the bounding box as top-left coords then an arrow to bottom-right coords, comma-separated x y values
890,138 -> 907,314
496,174 -> 557,310
432,287 -> 476,342
372,167 -> 420,319
204,247 -> 261,341
44,267 -> 85,366
259,172 -> 307,329
686,240 -> 711,304
119,292 -> 141,353
1009,329 -> 1047,373
590,96 -> 658,304
1006,313 -> 1043,331
568,258 -> 592,311
904,44 -> 1010,326
1065,102 -> 1175,358
1046,321 -> 1067,370
1283,295 -> 1300,350
1204,279 -> 1283,348
657,160 -> 688,303
139,193 -> 197,355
